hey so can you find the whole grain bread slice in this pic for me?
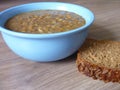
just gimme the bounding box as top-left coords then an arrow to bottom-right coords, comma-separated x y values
76,39 -> 120,83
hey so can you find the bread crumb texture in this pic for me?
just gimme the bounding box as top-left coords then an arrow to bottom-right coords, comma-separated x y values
80,39 -> 120,69
77,39 -> 120,83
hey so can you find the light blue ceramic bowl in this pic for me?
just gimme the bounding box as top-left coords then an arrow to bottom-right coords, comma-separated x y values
0,2 -> 94,62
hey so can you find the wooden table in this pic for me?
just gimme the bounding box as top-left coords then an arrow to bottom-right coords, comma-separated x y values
0,0 -> 120,90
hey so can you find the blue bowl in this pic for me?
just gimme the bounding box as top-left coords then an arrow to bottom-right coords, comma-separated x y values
0,2 -> 94,62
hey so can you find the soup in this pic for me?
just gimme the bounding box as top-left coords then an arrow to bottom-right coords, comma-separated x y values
5,10 -> 86,34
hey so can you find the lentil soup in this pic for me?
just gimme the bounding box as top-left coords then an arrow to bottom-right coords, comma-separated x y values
5,10 -> 86,34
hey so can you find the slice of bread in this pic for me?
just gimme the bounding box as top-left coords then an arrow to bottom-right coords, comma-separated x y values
76,39 -> 120,83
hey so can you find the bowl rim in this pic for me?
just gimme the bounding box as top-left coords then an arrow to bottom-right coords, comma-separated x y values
0,2 -> 94,38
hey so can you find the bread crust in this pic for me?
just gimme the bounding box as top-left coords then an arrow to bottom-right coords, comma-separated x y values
76,39 -> 120,83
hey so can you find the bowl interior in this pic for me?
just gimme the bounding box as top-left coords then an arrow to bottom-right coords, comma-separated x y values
0,2 -> 94,38
0,2 -> 94,27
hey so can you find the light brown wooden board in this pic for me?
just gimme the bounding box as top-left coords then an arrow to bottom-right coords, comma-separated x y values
0,0 -> 120,90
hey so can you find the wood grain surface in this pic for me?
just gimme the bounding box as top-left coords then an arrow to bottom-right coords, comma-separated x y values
0,0 -> 120,90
